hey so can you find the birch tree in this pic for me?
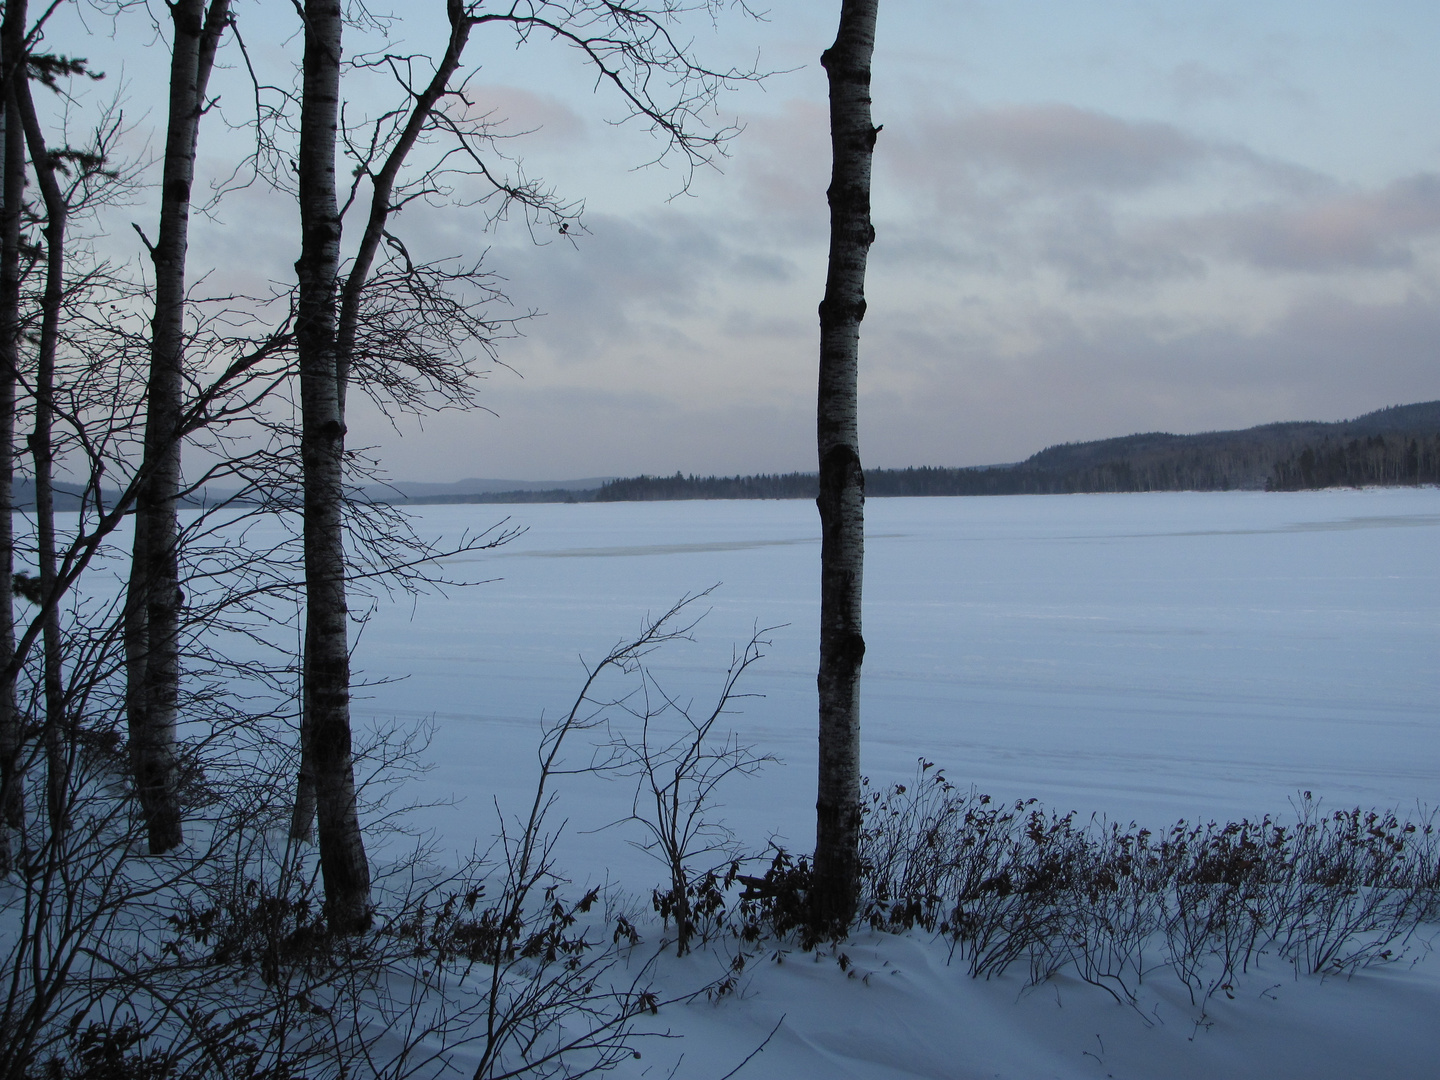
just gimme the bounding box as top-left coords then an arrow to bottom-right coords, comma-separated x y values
294,0 -> 373,933
289,0 -> 758,932
0,5 -> 23,871
125,0 -> 231,857
12,0 -> 73,837
812,0 -> 879,931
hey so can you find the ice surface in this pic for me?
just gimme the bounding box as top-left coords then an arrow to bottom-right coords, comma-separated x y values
354,489 -> 1440,868
321,489 -> 1440,1079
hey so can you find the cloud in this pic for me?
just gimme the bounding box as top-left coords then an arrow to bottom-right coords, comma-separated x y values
345,96 -> 1440,480
1193,173 -> 1440,271
455,85 -> 588,145
1033,199 -> 1207,289
351,257 -> 1440,481
872,103 -> 1252,289
888,104 -> 1210,200
870,101 -> 1440,288
730,98 -> 830,233
730,252 -> 796,284
854,290 -> 1440,470
1166,61 -> 1240,107
483,211 -> 729,362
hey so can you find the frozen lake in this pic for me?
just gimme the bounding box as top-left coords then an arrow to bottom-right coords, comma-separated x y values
34,487 -> 1436,1079
351,487 -> 1440,878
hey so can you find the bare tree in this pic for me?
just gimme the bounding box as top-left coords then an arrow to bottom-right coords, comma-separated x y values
0,2 -> 24,872
13,0 -> 76,838
0,2 -> 772,1065
811,0 -> 879,932
601,618 -> 775,956
293,0 -> 373,933
125,0 -> 232,857
288,0 -> 760,932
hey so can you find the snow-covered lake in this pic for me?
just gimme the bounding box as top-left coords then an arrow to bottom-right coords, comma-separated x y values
352,488 -> 1440,882
39,487 -> 1436,1079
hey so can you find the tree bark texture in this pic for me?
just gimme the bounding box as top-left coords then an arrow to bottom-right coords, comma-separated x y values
125,0 -> 230,856
15,44 -> 70,838
125,0 -> 229,857
292,0 -> 475,845
0,13 -> 25,870
295,0 -> 371,933
288,639 -> 314,843
812,0 -> 878,932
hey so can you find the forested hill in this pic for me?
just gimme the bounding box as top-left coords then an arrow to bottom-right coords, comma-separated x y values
585,401 -> 1440,502
359,400 -> 1439,504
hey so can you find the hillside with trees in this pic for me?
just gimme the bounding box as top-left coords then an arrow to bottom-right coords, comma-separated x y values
560,401 -> 1440,503
1268,432 -> 1440,490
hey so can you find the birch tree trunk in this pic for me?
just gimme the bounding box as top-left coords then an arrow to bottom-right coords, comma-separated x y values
125,0 -> 230,857
290,0 -> 476,894
15,41 -> 70,838
289,642 -> 314,842
0,15 -> 24,871
295,0 -> 370,933
811,0 -> 878,931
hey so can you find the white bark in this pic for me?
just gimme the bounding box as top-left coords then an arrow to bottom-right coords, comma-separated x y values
127,0 -> 230,856
295,0 -> 371,933
812,0 -> 878,930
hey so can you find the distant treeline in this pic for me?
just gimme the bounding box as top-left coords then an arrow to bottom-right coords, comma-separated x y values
586,464 -> 1235,500
586,402 -> 1440,502
383,400 -> 1440,505
595,472 -> 816,500
1268,434 -> 1440,490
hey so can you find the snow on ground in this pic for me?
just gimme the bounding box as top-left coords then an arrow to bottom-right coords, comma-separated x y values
349,489 -> 1440,1079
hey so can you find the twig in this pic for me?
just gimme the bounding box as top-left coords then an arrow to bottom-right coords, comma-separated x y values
716,1014 -> 785,1080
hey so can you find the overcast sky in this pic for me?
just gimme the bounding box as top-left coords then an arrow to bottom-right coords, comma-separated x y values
55,1 -> 1440,481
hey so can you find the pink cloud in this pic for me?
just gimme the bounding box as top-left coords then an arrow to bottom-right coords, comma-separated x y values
1204,174 -> 1440,270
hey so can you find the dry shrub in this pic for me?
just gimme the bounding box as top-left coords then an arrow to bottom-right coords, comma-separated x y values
853,762 -> 1440,1006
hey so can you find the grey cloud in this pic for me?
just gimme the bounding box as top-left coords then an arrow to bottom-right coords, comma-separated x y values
729,99 -> 830,239
1194,173 -> 1440,271
352,265 -> 1440,481
1167,61 -> 1239,107
857,292 -> 1440,469
872,104 -> 1239,290
466,84 -> 588,145
727,101 -> 1334,294
964,105 -> 1204,189
1036,198 -> 1206,289
481,209 -> 813,366
883,98 -> 1331,214
888,104 -> 1209,198
874,101 -> 1383,288
731,252 -> 796,283
871,227 -> 1002,274
876,198 -> 1205,291
719,308 -> 808,340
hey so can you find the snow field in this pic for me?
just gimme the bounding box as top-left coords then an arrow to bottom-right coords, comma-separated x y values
342,489 -> 1440,1080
